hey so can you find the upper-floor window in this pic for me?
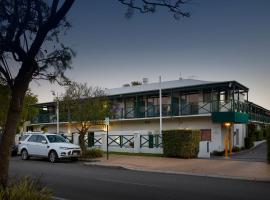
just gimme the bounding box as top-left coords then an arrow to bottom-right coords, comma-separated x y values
181,93 -> 200,103
203,93 -> 211,102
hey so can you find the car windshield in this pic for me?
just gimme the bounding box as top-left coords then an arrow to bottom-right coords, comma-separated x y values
46,135 -> 67,143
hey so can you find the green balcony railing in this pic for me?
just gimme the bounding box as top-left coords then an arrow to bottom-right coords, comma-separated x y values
31,100 -> 270,124
110,100 -> 240,120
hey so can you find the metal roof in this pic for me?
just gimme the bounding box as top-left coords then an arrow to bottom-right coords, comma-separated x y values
106,79 -> 221,96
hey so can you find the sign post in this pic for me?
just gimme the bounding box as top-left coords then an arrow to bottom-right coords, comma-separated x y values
105,117 -> 110,160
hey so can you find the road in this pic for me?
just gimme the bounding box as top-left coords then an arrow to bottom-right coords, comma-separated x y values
9,157 -> 270,200
231,142 -> 267,162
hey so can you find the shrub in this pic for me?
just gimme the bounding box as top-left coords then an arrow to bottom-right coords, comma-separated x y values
82,148 -> 103,159
211,150 -> 225,156
262,127 -> 269,140
232,146 -> 241,152
244,137 -> 254,149
248,123 -> 256,136
0,177 -> 52,200
254,130 -> 264,141
162,129 -> 200,158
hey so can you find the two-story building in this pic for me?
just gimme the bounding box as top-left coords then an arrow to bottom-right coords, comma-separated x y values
26,79 -> 270,153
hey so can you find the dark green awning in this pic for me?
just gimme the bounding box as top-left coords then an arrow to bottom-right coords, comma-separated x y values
212,112 -> 249,124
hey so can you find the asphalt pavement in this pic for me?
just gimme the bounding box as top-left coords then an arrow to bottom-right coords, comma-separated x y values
231,142 -> 267,162
9,157 -> 270,200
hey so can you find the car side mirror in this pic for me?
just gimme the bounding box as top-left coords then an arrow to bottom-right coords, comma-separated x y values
41,140 -> 47,144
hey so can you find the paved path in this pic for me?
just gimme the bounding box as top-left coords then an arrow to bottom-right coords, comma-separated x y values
231,142 -> 267,162
9,157 -> 270,200
89,153 -> 270,181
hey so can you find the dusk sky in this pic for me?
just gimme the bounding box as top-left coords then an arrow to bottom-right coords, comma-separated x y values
30,0 -> 270,109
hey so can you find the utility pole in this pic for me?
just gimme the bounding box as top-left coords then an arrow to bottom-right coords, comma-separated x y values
105,117 -> 110,160
159,76 -> 162,135
56,93 -> 59,134
52,91 -> 60,134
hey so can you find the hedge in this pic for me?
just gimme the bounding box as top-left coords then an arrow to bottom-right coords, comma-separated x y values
162,129 -> 200,158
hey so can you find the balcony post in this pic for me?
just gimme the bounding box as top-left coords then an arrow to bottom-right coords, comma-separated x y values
232,85 -> 235,112
170,89 -> 173,116
210,88 -> 213,112
135,95 -> 138,118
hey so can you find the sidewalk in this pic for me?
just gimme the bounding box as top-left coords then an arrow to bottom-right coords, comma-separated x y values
84,154 -> 270,181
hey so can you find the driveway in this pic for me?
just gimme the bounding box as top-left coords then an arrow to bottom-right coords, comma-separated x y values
231,142 -> 267,162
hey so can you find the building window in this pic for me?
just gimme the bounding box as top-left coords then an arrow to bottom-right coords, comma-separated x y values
203,93 -> 211,102
200,129 -> 211,141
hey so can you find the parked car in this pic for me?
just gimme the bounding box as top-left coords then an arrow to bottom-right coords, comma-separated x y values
18,132 -> 81,163
0,132 -> 18,156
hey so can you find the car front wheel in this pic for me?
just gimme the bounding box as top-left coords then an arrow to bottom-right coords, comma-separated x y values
49,151 -> 58,163
21,149 -> 29,160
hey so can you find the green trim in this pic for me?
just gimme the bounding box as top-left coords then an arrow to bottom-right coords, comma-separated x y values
212,112 -> 249,124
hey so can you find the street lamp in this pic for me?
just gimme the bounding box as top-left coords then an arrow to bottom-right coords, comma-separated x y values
52,91 -> 59,135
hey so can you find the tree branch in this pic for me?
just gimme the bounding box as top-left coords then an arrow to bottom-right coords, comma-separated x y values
51,0 -> 60,17
118,0 -> 190,18
0,64 -> 12,87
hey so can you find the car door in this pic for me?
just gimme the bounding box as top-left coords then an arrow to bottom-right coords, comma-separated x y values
36,135 -> 49,157
27,135 -> 39,155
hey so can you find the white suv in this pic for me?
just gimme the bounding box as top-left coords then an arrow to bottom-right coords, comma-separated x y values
18,132 -> 81,163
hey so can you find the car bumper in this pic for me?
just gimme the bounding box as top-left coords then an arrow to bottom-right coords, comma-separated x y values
58,150 -> 81,158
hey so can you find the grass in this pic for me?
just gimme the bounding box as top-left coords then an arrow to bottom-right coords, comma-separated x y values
0,177 -> 52,200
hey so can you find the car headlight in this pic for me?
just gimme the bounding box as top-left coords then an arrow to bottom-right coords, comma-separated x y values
59,147 -> 69,150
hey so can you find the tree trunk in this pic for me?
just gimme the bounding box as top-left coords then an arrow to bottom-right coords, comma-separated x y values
0,83 -> 29,187
79,132 -> 87,154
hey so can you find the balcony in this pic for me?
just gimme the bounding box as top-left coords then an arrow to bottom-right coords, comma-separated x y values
31,112 -> 70,124
30,100 -> 269,124
110,100 -> 250,120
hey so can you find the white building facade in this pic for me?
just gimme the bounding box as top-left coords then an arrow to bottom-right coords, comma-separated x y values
26,79 -> 270,157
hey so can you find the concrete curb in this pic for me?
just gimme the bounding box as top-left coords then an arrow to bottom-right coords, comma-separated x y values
84,162 -> 270,183
78,158 -> 101,162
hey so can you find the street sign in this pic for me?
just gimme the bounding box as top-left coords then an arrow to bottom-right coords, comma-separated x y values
104,117 -> 110,126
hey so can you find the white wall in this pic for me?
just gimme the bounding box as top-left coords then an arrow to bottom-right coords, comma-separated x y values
29,117 -> 249,152
92,131 -> 209,158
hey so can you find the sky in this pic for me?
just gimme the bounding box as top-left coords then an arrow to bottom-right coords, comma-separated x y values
30,0 -> 270,109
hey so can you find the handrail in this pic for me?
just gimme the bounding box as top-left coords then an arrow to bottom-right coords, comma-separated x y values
32,100 -> 270,123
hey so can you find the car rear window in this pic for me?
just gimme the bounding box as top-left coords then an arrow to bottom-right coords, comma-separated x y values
19,135 -> 29,141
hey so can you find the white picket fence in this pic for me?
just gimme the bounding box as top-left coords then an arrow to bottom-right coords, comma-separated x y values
71,131 -> 210,158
